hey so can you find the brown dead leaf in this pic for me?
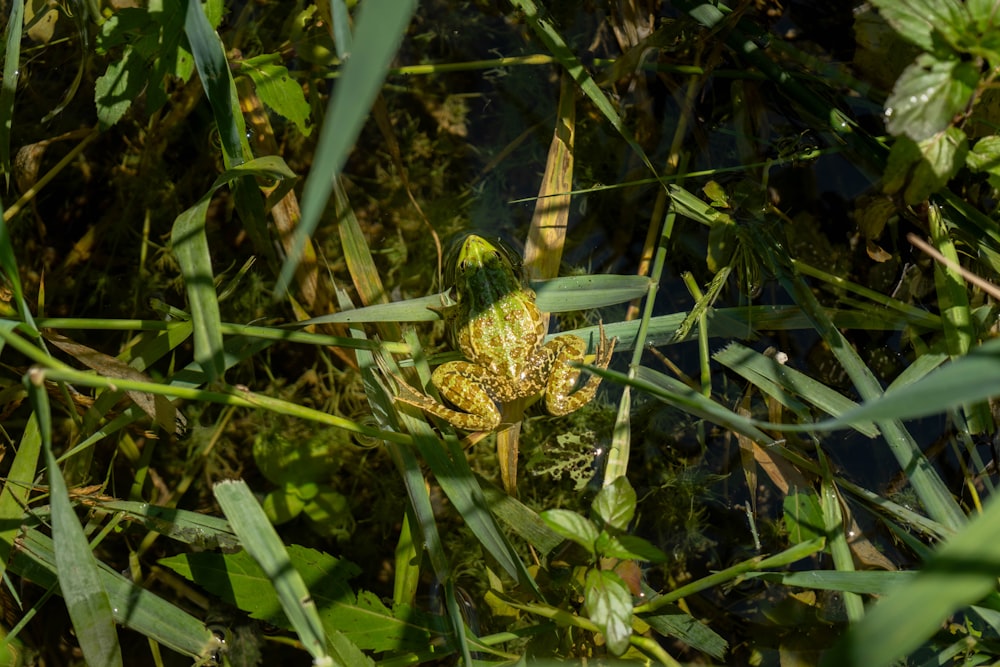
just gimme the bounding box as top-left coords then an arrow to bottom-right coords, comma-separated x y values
43,332 -> 187,436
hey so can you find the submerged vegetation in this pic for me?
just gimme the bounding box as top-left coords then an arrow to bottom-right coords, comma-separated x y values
4,0 -> 1000,665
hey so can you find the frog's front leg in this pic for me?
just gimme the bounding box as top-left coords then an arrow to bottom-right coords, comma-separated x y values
542,323 -> 616,416
396,360 -> 503,432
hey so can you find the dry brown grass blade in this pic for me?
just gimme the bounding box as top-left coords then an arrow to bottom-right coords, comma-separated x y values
506,72 -> 578,497
237,77 -> 322,310
43,331 -> 187,436
524,71 -> 576,287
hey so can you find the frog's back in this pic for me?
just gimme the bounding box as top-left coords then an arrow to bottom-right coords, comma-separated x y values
458,289 -> 546,381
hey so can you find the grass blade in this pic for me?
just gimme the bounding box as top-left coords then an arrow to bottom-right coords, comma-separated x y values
184,0 -> 248,166
823,492 -> 1000,667
279,0 -> 417,294
171,196 -> 225,381
0,0 -> 23,185
214,479 -> 332,664
24,370 -> 123,667
713,342 -> 880,438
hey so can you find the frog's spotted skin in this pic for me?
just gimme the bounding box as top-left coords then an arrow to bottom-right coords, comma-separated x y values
395,235 -> 616,431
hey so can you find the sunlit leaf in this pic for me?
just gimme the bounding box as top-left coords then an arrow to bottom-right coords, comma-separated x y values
540,509 -> 600,553
239,55 -> 312,136
869,0 -> 965,53
592,476 -> 636,532
885,54 -> 977,142
584,569 -> 633,656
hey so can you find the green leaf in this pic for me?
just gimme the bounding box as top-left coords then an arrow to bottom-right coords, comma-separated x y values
262,488 -> 305,524
279,0 -> 417,294
967,134 -> 1000,187
25,375 -> 123,667
95,47 -> 146,130
909,127 -> 969,202
93,4 -> 195,123
302,488 -> 355,540
596,533 -> 669,563
869,0 -> 966,53
584,569 -> 633,656
160,545 -> 443,652
885,54 -> 978,142
784,490 -> 826,544
214,480 -> 330,663
592,477 -> 636,532
239,55 -> 313,136
540,509 -> 600,553
885,126 -> 968,204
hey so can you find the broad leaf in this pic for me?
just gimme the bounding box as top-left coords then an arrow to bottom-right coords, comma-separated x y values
584,569 -> 633,656
160,546 -> 444,652
967,135 -> 1000,188
869,0 -> 965,53
592,476 -> 636,532
540,509 -> 600,553
885,54 -> 978,142
239,55 -> 313,136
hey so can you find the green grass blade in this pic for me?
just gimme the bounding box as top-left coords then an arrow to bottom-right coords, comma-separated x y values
171,157 -> 297,382
349,312 -> 470,663
24,370 -> 123,667
329,0 -> 353,58
823,492 -> 1000,667
0,0 -> 23,185
813,338 -> 1000,427
184,0 -> 248,166
0,405 -> 42,571
765,241 -> 966,531
214,479 -> 332,664
533,275 -> 652,310
14,528 -> 218,660
278,0 -> 417,295
713,342 -> 880,438
750,570 -> 915,593
625,365 -> 775,443
171,196 -> 225,382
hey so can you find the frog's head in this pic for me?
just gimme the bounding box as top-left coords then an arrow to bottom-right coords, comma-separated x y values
448,234 -> 525,308
449,234 -> 521,280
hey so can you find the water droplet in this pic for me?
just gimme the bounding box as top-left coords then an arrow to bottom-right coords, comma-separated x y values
909,95 -> 918,104
885,107 -> 894,118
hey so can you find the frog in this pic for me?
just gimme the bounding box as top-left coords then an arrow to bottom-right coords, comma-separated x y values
394,234 -> 616,432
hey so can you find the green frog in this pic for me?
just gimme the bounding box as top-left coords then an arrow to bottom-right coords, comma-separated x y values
395,234 -> 616,431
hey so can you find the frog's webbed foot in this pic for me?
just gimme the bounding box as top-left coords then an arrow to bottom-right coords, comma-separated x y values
544,321 -> 617,417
